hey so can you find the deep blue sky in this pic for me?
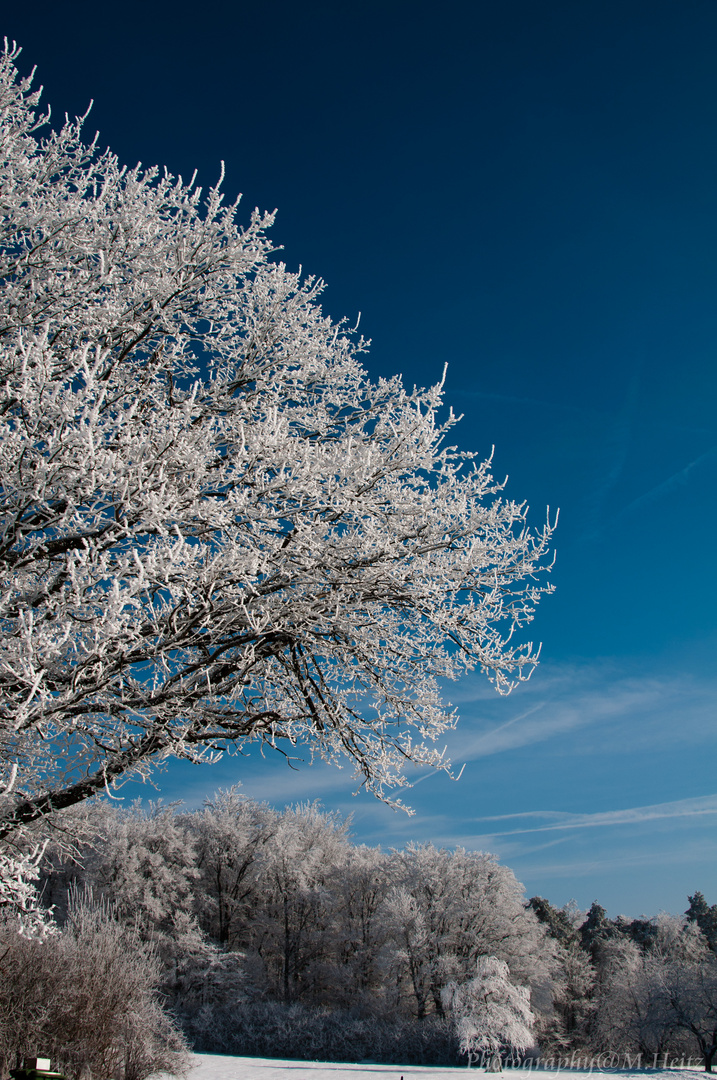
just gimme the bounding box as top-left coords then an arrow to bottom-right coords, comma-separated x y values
8,0 -> 717,917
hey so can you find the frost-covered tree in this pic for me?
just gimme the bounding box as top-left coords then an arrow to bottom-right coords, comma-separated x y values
78,802 -> 201,937
592,931 -> 675,1060
39,799 -> 200,933
588,913 -> 717,1071
545,940 -> 595,1051
385,844 -> 555,1019
442,955 -> 535,1063
0,42 -> 554,846
247,802 -> 350,1002
187,786 -> 277,948
35,795 -> 580,1059
657,921 -> 717,1072
687,893 -> 717,954
328,843 -> 395,1010
528,897 -> 594,1050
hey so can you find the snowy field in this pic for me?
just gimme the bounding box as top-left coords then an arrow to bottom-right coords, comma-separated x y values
176,1055 -> 706,1080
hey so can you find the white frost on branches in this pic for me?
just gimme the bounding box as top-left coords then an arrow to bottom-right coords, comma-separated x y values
0,843 -> 54,936
0,764 -> 54,935
0,40 -> 555,845
442,956 -> 535,1060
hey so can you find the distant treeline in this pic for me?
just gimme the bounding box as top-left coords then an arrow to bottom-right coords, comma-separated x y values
3,789 -> 717,1076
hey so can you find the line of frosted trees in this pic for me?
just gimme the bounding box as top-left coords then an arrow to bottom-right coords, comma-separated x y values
31,790 -> 552,1066
4,789 -> 717,1077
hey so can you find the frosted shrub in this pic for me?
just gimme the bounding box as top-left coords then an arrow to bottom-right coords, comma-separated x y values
0,889 -> 190,1080
185,999 -> 459,1065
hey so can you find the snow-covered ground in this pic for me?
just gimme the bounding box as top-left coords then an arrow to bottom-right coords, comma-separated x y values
178,1055 -> 707,1080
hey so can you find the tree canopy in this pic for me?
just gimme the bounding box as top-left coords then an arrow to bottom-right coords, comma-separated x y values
0,42 -> 554,845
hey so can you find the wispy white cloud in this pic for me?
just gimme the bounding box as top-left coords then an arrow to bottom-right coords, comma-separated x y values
443,660 -> 716,766
222,759 -> 355,807
447,702 -> 582,759
467,793 -> 717,837
614,444 -> 717,521
385,795 -> 717,867
139,748 -> 359,813
581,369 -> 641,540
139,656 -> 717,911
514,835 -> 717,883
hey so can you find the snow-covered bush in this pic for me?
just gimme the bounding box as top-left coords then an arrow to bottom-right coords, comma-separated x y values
185,999 -> 459,1064
0,887 -> 190,1080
